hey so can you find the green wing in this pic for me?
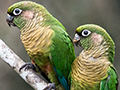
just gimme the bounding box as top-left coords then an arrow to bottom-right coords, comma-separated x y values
100,65 -> 118,90
50,25 -> 75,90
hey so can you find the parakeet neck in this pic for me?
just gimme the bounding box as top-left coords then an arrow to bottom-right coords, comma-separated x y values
20,9 -> 65,31
20,10 -> 56,56
71,41 -> 113,90
85,40 -> 115,63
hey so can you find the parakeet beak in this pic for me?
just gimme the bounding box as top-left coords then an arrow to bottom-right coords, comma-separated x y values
73,33 -> 81,47
6,14 -> 16,27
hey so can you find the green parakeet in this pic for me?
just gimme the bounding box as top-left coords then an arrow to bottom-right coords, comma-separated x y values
70,24 -> 118,90
6,1 -> 75,90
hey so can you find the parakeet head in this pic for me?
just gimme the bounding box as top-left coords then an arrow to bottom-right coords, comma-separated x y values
73,24 -> 115,50
6,1 -> 46,29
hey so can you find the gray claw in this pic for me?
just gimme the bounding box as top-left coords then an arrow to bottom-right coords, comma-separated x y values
19,62 -> 35,72
43,83 -> 56,90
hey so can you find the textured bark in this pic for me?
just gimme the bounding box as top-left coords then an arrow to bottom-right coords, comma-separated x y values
0,39 -> 48,90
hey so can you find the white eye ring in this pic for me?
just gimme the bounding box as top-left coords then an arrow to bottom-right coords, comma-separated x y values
82,29 -> 91,37
13,8 -> 22,16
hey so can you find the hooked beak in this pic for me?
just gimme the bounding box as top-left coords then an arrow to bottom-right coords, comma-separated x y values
73,33 -> 81,47
6,14 -> 16,27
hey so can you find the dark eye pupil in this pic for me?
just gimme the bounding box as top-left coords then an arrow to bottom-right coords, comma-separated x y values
15,9 -> 20,14
84,30 -> 88,35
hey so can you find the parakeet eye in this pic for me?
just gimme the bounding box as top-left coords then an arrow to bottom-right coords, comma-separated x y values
81,29 -> 91,37
13,8 -> 22,16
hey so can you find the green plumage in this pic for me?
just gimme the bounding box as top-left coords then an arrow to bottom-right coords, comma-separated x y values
70,24 -> 118,90
7,1 -> 75,90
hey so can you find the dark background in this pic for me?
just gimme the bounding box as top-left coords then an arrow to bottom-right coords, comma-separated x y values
0,0 -> 120,89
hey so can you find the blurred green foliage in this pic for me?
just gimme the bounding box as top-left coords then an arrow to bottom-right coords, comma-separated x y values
0,0 -> 119,90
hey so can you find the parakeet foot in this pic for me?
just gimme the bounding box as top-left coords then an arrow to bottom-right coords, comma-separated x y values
43,83 -> 56,90
19,62 -> 36,72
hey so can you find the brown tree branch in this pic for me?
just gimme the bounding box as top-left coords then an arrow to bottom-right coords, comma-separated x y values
0,39 -> 48,90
